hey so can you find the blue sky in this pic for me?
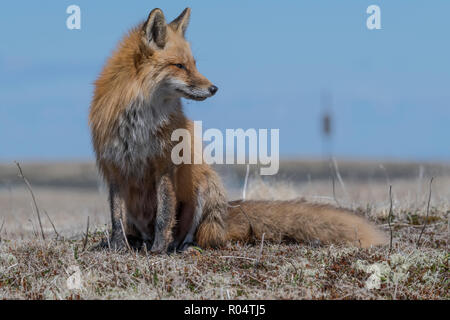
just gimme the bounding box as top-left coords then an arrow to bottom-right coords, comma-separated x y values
0,1 -> 449,161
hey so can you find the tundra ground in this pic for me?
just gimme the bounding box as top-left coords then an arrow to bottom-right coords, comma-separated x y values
0,161 -> 448,299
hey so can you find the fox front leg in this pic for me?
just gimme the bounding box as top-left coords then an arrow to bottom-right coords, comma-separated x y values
151,175 -> 176,253
107,183 -> 129,250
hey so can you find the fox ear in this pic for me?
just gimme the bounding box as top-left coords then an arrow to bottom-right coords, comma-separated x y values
143,8 -> 167,48
169,7 -> 191,37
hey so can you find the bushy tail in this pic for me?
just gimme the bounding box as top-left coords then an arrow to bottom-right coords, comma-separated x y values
225,200 -> 387,248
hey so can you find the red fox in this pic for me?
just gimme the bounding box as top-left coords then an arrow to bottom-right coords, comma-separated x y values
89,8 -> 387,252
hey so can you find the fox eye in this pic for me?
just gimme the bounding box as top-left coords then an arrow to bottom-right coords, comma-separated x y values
174,63 -> 186,70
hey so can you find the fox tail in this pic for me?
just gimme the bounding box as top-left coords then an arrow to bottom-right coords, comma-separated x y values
223,200 -> 387,248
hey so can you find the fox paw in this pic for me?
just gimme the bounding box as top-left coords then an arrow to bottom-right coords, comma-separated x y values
103,235 -> 129,251
181,245 -> 202,256
89,238 -> 109,251
166,240 -> 199,254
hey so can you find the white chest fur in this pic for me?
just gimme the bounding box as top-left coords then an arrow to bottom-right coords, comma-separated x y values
101,93 -> 181,177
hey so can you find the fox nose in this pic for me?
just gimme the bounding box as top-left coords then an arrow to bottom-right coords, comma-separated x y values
208,85 -> 218,95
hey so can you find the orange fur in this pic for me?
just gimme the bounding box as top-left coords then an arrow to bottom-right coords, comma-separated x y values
89,8 -> 387,252
225,200 -> 387,248
89,8 -> 227,252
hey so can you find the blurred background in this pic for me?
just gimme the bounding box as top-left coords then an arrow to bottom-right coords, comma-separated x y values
0,1 -> 449,238
1,0 -> 449,161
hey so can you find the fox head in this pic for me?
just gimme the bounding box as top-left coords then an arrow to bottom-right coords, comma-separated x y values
137,8 -> 218,101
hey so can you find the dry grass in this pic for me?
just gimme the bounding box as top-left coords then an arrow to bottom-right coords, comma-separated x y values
0,162 -> 448,299
1,239 -> 447,300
